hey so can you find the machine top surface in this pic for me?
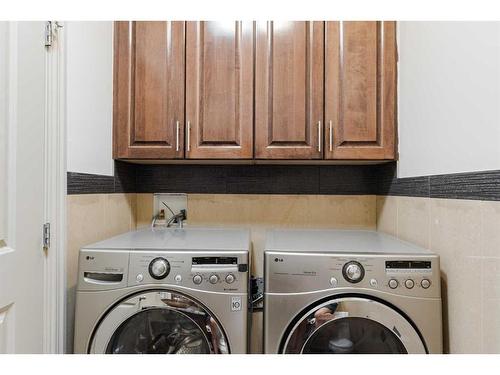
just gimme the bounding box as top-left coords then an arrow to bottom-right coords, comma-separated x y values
266,229 -> 434,255
82,227 -> 250,252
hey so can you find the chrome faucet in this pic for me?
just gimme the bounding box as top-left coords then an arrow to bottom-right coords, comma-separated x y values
151,202 -> 187,229
166,209 -> 186,228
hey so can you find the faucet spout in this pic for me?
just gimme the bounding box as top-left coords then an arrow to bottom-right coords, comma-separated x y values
166,209 -> 187,228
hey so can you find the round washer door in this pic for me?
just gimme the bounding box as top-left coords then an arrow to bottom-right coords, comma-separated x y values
90,290 -> 229,354
282,297 -> 426,354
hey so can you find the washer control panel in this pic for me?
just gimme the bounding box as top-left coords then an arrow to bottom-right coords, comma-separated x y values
265,251 -> 440,298
123,251 -> 248,293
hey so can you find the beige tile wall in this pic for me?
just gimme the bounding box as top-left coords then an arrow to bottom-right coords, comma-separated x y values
376,196 -> 500,354
136,193 -> 154,228
136,194 -> 376,274
66,193 -> 136,353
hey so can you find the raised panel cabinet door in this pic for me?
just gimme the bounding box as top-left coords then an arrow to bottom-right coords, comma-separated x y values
325,21 -> 397,160
113,21 -> 185,159
255,21 -> 324,159
185,21 -> 254,159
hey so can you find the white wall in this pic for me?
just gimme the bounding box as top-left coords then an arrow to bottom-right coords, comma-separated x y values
398,21 -> 500,178
66,21 -> 114,176
0,22 -> 7,241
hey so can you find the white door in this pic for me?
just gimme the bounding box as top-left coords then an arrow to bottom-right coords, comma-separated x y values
0,21 -> 50,353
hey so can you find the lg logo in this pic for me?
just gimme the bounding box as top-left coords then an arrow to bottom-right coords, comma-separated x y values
274,258 -> 283,262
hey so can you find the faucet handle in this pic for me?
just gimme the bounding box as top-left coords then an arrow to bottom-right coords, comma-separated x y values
175,209 -> 187,228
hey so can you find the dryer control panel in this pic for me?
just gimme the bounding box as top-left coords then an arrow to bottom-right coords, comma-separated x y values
264,251 -> 440,299
78,249 -> 249,294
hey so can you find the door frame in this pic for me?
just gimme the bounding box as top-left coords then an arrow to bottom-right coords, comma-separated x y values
42,21 -> 67,354
1,21 -> 66,353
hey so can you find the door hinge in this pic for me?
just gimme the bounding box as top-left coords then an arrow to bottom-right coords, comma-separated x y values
43,223 -> 50,251
44,21 -> 53,47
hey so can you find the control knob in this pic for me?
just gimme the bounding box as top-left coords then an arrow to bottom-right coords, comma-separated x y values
405,279 -> 415,289
193,274 -> 203,285
342,261 -> 365,283
209,274 -> 219,284
421,279 -> 431,289
388,279 -> 399,289
148,257 -> 170,280
225,274 -> 235,284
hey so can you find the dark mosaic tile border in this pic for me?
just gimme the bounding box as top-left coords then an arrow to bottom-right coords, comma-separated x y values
67,161 -> 136,194
373,163 -> 430,197
114,161 -> 137,193
67,172 -> 115,194
133,164 -> 376,195
372,163 -> 500,201
67,161 -> 500,201
429,170 -> 500,201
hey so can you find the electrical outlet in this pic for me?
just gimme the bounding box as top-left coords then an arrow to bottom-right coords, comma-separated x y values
153,193 -> 188,223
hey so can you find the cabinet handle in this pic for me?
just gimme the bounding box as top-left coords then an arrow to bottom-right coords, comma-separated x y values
176,121 -> 180,152
318,121 -> 322,153
186,121 -> 191,152
329,120 -> 333,152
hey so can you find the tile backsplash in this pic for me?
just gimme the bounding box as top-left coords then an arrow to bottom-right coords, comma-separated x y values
377,196 -> 500,353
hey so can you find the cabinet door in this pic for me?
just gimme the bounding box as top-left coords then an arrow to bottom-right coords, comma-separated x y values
113,21 -> 185,159
255,21 -> 324,159
325,21 -> 396,160
185,21 -> 254,159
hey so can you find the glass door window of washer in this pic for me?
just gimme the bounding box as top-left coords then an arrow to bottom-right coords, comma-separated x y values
91,291 -> 229,354
282,297 -> 426,354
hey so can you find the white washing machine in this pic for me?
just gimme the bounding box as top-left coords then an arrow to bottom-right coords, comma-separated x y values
264,229 -> 442,354
74,227 -> 250,354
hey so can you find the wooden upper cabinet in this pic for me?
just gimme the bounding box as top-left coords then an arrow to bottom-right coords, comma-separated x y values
255,22 -> 324,159
325,21 -> 397,160
113,21 -> 185,159
185,21 -> 254,159
112,21 -> 397,162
